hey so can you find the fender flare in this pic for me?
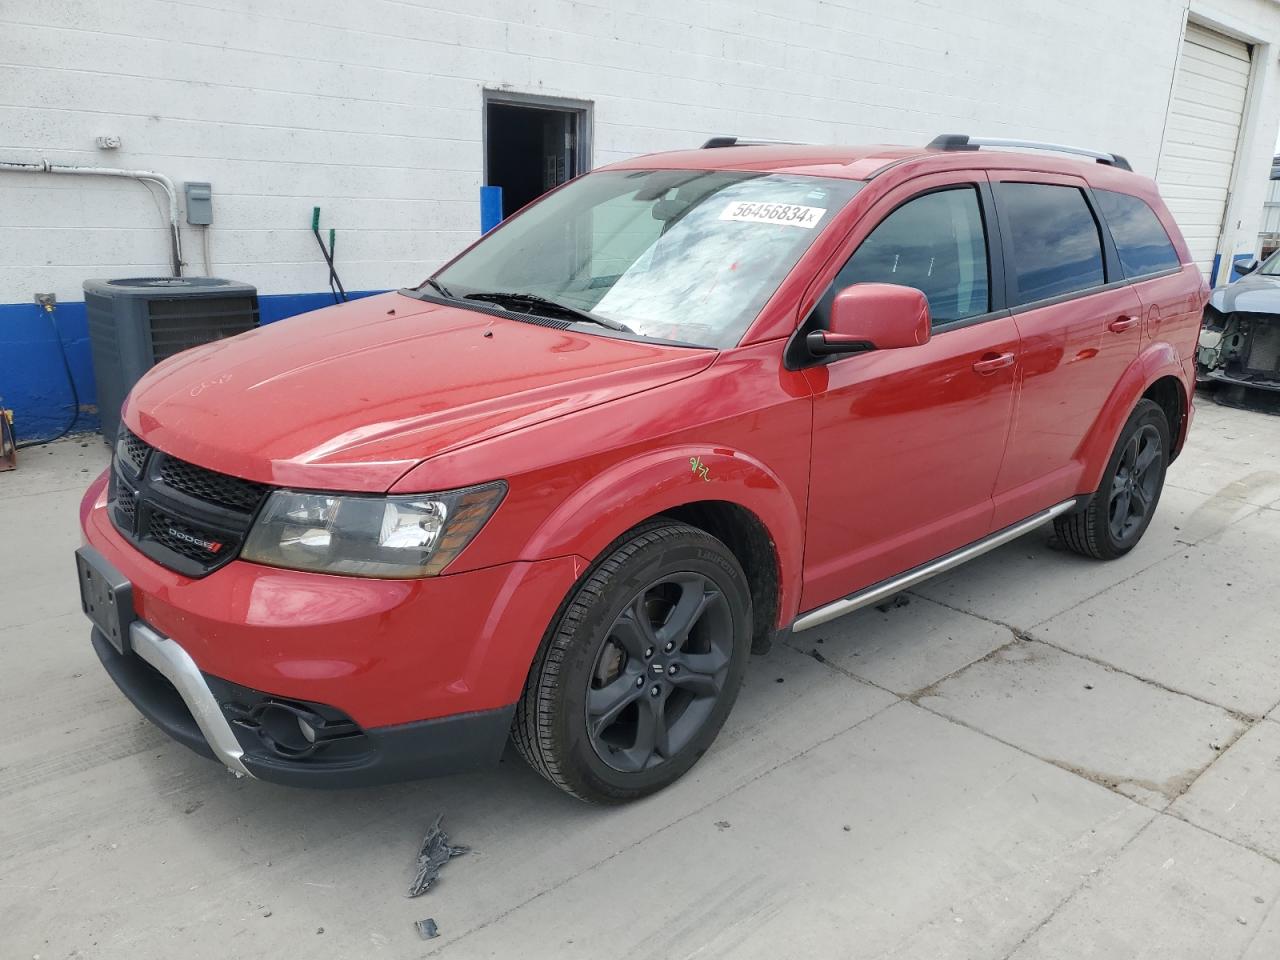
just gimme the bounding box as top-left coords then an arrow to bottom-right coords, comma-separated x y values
521,444 -> 806,626
1077,341 -> 1190,493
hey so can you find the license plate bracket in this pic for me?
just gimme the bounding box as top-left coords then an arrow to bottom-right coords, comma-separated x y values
76,545 -> 135,654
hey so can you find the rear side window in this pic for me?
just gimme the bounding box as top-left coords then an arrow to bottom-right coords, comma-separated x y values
1094,189 -> 1181,277
834,187 -> 990,324
996,183 -> 1105,305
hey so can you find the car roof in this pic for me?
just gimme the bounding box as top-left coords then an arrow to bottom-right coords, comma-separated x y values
605,143 -> 1151,190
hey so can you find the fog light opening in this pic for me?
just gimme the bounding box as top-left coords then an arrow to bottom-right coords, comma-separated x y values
256,702 -> 322,759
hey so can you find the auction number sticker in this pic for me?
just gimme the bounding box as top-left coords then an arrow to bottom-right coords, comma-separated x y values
719,201 -> 826,229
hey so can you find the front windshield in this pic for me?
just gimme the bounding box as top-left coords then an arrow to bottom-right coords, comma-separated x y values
432,169 -> 863,348
1260,249 -> 1280,276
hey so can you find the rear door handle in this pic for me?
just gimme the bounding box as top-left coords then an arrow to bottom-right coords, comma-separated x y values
1109,315 -> 1139,333
972,352 -> 1016,375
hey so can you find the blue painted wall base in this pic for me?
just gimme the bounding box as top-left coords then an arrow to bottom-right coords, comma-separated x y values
0,289 -> 383,444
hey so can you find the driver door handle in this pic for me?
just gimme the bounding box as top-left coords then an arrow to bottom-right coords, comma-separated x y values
1109,315 -> 1139,333
972,351 -> 1016,375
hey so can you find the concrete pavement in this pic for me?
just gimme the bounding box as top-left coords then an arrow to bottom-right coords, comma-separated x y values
3,397 -> 1280,959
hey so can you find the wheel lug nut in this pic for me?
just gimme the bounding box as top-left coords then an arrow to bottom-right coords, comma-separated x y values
664,641 -> 674,652
635,676 -> 644,687
668,664 -> 678,675
644,647 -> 654,659
650,685 -> 661,697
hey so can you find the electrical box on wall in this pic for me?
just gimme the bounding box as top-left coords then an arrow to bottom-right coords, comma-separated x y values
184,182 -> 213,225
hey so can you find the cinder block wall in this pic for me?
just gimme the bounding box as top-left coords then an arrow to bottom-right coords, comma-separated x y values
2,0 -> 1279,438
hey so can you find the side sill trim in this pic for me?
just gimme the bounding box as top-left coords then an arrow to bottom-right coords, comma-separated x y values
792,498 -> 1078,633
130,621 -> 252,777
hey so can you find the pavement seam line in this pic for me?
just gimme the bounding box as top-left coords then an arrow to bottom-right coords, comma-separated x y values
1023,490 -> 1268,633
776,635 -> 905,700
423,697 -> 903,954
777,623 -> 1023,706
1160,802 -> 1280,871
1022,545 -> 1200,633
904,632 -> 1022,702
910,489 -> 1250,634
903,590 -> 1023,632
913,696 -> 1183,809
791,613 -> 1252,804
1025,634 -> 1258,722
996,814 -> 1161,960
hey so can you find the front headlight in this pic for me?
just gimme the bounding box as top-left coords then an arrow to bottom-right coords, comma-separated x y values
241,481 -> 506,578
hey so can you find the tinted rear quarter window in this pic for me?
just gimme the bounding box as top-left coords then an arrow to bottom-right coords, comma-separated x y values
1094,189 -> 1181,277
996,182 -> 1105,305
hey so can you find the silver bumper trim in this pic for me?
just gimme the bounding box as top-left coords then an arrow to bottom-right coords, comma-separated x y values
792,498 -> 1078,632
129,621 -> 252,778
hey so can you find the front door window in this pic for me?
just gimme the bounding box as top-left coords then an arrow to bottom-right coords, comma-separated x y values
833,187 -> 990,324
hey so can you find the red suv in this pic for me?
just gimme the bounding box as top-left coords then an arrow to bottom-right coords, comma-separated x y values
77,135 -> 1207,802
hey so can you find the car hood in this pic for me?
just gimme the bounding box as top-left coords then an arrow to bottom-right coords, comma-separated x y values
123,292 -> 715,492
1209,272 -> 1280,314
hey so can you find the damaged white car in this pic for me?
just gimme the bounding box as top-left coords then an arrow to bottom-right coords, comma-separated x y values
1198,252 -> 1280,395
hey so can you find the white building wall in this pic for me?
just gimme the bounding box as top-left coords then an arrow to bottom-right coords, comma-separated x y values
2,0 -> 1280,304
1261,178 -> 1280,238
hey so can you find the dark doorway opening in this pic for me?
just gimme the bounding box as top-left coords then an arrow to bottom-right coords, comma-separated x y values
484,94 -> 591,220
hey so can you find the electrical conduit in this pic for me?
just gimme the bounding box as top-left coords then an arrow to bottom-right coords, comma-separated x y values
0,158 -> 183,276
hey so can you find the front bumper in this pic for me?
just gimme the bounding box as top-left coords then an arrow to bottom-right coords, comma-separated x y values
79,470 -> 585,785
91,622 -> 515,786
81,471 -> 582,727
1203,367 -> 1280,393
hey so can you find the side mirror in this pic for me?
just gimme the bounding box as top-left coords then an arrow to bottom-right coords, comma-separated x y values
1233,257 -> 1260,277
806,283 -> 931,357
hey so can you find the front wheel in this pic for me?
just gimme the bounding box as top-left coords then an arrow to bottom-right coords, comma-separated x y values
1055,398 -> 1170,559
512,521 -> 752,803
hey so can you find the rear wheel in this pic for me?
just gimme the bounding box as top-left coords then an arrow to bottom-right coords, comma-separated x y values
1055,398 -> 1170,560
512,521 -> 752,803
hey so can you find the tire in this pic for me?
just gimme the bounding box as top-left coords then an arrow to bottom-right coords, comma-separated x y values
512,520 -> 752,803
1054,398 -> 1170,560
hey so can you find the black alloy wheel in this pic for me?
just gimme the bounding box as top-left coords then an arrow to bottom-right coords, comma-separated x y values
586,572 -> 733,773
513,520 -> 752,803
1108,423 -> 1163,546
1055,398 -> 1171,560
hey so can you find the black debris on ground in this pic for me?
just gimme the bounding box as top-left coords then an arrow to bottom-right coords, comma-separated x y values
408,815 -> 470,898
874,593 -> 911,613
416,918 -> 440,940
714,820 -> 731,830
808,648 -> 827,665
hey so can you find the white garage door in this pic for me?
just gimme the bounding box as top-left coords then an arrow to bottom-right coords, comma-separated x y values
1157,22 -> 1251,285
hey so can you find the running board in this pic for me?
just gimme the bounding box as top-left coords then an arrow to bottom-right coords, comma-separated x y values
791,499 -> 1078,633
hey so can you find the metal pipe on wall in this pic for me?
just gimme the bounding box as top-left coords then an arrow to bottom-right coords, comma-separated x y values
0,158 -> 184,276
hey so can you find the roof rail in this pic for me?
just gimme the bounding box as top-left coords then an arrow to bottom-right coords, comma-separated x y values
927,134 -> 1132,172
701,136 -> 808,149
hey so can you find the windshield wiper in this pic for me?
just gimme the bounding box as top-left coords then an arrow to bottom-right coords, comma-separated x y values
463,291 -> 633,332
422,277 -> 455,299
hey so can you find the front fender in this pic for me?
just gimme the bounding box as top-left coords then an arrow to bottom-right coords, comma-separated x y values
1077,341 -> 1190,492
522,445 -> 806,627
